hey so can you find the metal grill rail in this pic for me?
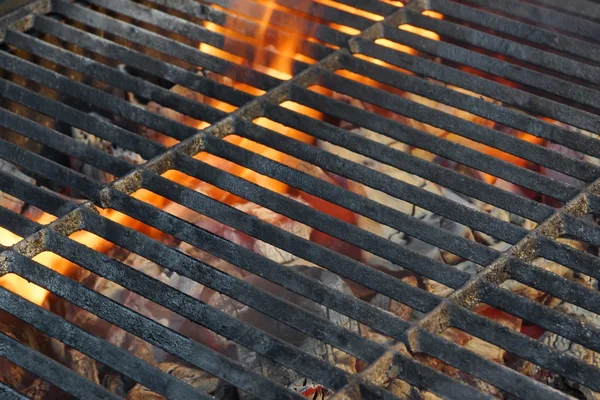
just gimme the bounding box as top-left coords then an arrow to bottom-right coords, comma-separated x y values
0,0 -> 598,399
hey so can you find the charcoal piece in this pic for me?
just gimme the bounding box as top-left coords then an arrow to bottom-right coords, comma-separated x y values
103,373 -> 127,397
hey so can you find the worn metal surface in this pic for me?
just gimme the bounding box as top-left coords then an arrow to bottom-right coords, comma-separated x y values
0,0 -> 598,398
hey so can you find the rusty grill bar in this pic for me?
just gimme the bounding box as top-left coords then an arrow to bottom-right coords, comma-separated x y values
0,0 -> 598,398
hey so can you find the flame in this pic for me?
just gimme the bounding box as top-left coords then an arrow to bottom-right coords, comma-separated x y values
190,0 -> 328,205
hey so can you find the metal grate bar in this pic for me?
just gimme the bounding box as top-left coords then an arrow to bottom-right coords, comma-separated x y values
445,302 -> 600,393
350,37 -> 600,135
196,132 -> 500,265
380,24 -> 600,110
411,325 -> 572,400
53,0 -> 283,91
33,15 -> 254,107
406,10 -> 600,85
508,259 -> 600,317
371,352 -> 495,400
0,50 -> 198,141
0,328 -> 119,400
311,0 -> 397,16
42,229 -> 357,390
81,0 -> 313,77
536,236 -> 600,281
261,101 -> 553,224
141,0 -> 335,61
4,30 -> 228,124
0,168 -> 74,217
459,0 -> 600,41
0,382 -> 29,400
0,206 -> 41,238
4,250 -> 304,400
341,54 -> 600,159
289,84 -> 579,201
528,0 -> 600,20
0,287 -> 212,400
207,0 -> 372,31
101,181 -> 441,315
480,283 -> 600,356
0,138 -> 104,203
0,107 -> 132,178
0,78 -> 164,160
186,0 -> 350,47
318,70 -> 600,181
561,213 -> 600,247
80,207 -> 414,342
170,151 -> 469,290
234,116 -> 531,241
430,0 -> 600,63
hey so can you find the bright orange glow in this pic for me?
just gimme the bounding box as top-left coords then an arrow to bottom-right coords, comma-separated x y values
191,0 -> 329,204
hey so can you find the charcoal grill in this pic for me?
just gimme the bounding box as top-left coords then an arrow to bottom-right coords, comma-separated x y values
0,0 -> 599,398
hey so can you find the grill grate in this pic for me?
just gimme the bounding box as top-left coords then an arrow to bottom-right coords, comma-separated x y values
0,0 -> 599,399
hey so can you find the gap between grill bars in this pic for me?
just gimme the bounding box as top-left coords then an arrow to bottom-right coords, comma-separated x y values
0,0 -> 599,399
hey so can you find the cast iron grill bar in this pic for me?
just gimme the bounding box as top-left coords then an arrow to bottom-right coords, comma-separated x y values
0,167 -> 74,217
191,131 -> 501,264
527,0 -> 600,20
507,258 -> 600,317
4,29 -> 229,124
458,0 -> 600,39
156,0 -> 350,48
53,0 -> 283,92
32,15 -> 254,107
0,107 -> 133,178
0,206 -> 41,238
409,326 -> 573,400
79,0 -> 314,77
3,250 -> 305,400
317,70 -> 600,181
0,51 -> 199,141
0,0 -> 598,398
478,282 -> 600,360
0,137 -> 105,203
442,302 -> 600,393
136,0 -> 335,61
430,0 -> 600,63
152,154 -> 474,285
406,10 -> 600,85
0,382 -> 29,400
206,0 -> 373,31
100,181 -> 441,315
260,101 -> 553,224
41,230 -> 366,389
340,54 -> 600,159
0,327 -> 119,400
79,207 -> 416,341
0,78 -> 164,160
350,38 -> 600,135
536,236 -> 600,282
379,24 -> 600,110
289,84 -> 580,201
0,287 -> 213,400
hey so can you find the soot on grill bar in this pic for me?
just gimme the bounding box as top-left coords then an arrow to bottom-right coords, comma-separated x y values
0,0 -> 599,398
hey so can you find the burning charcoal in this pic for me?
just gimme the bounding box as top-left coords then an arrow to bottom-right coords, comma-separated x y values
289,377 -> 333,399
66,348 -> 100,384
206,265 -> 360,394
70,113 -> 144,184
103,373 -> 127,397
0,159 -> 35,214
127,362 -> 219,399
22,378 -> 53,400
